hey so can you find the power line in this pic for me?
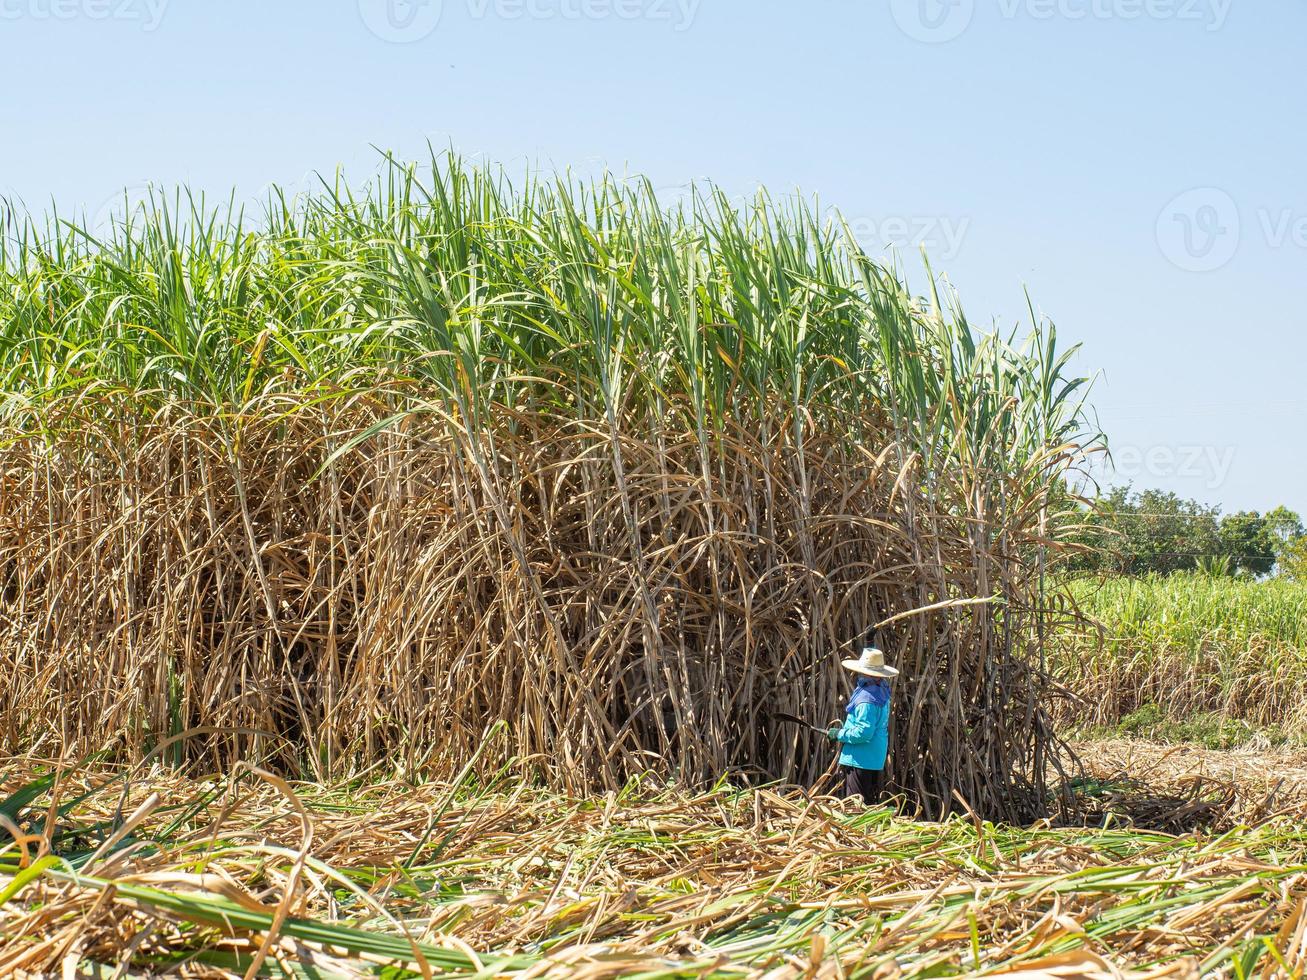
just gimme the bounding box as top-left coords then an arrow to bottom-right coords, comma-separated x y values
1080,552 -> 1278,560
1067,512 -> 1299,523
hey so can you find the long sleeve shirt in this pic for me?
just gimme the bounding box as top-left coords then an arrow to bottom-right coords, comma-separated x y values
836,679 -> 890,771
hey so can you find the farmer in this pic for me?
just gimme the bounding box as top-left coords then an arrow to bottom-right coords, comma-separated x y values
828,646 -> 898,803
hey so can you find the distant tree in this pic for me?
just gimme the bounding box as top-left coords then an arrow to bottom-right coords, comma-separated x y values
1266,506 -> 1305,573
1266,506 -> 1305,544
1282,536 -> 1307,582
1216,511 -> 1275,577
1057,483 -> 1110,571
1070,485 -> 1221,576
1064,489 -> 1304,579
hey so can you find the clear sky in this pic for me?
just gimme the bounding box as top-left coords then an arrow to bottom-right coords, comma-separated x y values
2,1 -> 1302,515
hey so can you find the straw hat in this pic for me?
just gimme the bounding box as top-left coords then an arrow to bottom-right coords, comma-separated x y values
840,647 -> 899,678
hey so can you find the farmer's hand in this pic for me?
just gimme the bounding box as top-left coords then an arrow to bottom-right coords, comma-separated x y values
826,726 -> 841,743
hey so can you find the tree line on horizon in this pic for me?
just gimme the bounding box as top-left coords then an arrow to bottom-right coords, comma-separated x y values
1067,486 -> 1305,580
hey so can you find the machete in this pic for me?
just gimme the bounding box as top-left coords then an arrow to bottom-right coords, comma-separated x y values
774,712 -> 832,736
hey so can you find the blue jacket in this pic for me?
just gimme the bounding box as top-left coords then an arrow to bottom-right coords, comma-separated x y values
837,678 -> 890,771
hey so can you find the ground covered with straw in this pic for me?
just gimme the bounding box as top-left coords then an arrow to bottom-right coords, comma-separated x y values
3,745 -> 1306,978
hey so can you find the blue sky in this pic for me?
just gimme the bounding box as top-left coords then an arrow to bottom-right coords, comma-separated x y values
2,0 -> 1302,514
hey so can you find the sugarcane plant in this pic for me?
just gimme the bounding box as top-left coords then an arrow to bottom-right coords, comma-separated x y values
0,151 -> 1102,819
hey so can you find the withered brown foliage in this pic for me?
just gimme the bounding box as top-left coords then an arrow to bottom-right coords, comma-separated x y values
1,396 -> 1071,820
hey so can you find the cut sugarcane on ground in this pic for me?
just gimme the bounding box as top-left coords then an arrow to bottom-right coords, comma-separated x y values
2,743 -> 1306,978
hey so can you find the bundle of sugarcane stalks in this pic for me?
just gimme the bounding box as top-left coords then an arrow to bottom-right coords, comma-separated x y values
0,152 -> 1100,819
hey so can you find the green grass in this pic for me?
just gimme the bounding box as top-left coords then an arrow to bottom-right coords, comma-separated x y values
1073,573 -> 1307,651
1055,573 -> 1307,738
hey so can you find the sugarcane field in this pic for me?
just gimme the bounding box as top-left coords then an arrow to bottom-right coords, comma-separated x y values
3,8 -> 1305,979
